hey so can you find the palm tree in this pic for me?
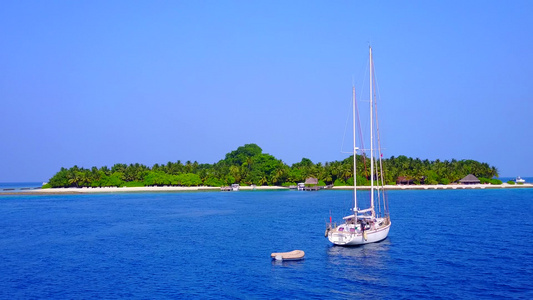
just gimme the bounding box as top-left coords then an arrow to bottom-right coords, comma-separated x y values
229,165 -> 241,183
491,166 -> 499,178
67,167 -> 81,187
78,171 -> 89,187
245,157 -> 253,171
185,160 -> 192,173
341,163 -> 353,182
90,167 -> 101,183
111,163 -> 127,174
259,175 -> 268,186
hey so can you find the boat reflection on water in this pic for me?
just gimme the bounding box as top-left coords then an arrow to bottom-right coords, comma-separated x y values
326,239 -> 392,290
328,239 -> 391,264
270,258 -> 305,267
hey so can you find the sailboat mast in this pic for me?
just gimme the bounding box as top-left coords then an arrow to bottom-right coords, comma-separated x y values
369,46 -> 375,215
352,86 -> 357,216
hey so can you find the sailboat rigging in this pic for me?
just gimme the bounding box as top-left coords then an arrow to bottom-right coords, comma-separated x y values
325,47 -> 391,246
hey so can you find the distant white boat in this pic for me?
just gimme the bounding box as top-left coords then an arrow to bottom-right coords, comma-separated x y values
231,184 -> 240,191
515,177 -> 525,183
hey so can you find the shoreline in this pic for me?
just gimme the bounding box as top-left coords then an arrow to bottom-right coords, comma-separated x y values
332,183 -> 533,190
1,183 -> 532,196
0,185 -> 288,195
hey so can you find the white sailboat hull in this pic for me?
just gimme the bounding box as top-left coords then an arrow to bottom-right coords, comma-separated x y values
328,222 -> 391,246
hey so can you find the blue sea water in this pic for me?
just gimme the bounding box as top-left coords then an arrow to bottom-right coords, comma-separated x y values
0,189 -> 531,299
0,182 -> 43,191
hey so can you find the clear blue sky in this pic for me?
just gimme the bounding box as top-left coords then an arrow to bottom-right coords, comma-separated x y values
1,1 -> 531,181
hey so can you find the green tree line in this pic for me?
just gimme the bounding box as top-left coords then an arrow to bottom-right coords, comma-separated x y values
45,143 -> 499,188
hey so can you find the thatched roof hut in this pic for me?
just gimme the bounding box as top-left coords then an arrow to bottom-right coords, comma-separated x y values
304,177 -> 319,191
304,177 -> 318,185
459,174 -> 480,185
396,176 -> 414,185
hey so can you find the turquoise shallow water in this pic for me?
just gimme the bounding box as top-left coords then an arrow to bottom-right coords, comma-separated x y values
0,189 -> 532,299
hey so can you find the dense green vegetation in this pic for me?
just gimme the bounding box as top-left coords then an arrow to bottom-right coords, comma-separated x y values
45,143 -> 499,188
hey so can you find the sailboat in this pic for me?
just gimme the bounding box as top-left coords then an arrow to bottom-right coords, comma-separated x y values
325,47 -> 391,246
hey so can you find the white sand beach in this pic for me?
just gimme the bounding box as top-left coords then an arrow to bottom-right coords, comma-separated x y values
17,185 -> 289,194
2,183 -> 531,195
332,183 -> 533,190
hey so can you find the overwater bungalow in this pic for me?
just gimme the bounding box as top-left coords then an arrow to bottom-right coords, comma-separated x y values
304,177 -> 319,191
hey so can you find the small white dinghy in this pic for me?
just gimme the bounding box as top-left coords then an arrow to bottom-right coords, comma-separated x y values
270,250 -> 305,261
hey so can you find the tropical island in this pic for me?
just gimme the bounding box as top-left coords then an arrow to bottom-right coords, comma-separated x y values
44,143 -> 504,189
